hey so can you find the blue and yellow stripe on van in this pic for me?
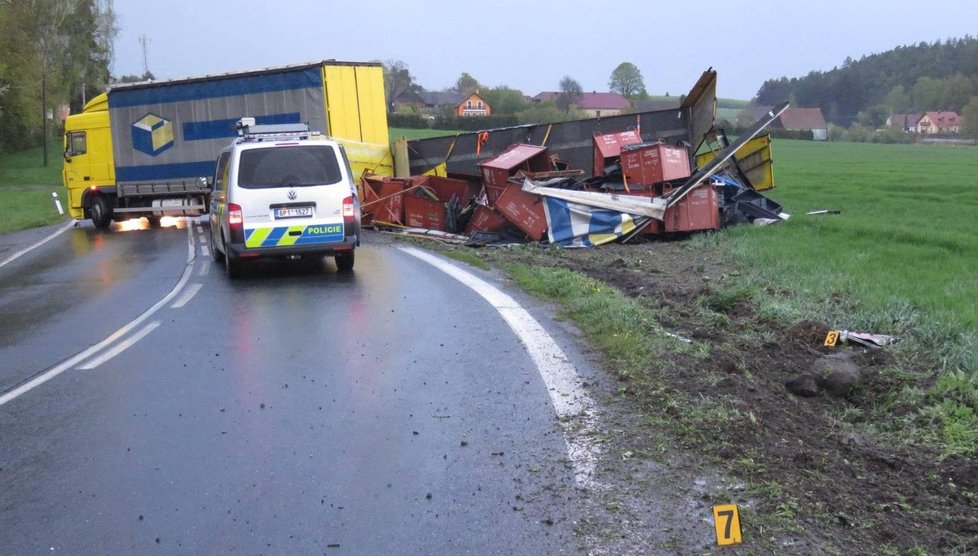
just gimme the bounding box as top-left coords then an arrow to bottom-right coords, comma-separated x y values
244,224 -> 345,248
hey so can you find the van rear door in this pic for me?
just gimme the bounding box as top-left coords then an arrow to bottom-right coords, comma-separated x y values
233,143 -> 350,250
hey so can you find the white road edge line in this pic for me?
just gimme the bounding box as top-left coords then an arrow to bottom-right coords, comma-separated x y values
0,220 -> 75,270
399,246 -> 599,488
171,283 -> 202,309
0,224 -> 197,407
77,321 -> 161,370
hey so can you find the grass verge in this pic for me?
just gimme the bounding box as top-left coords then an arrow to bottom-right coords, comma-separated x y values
0,184 -> 68,234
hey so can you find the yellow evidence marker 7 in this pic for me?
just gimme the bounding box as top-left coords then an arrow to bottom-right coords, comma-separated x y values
713,504 -> 742,546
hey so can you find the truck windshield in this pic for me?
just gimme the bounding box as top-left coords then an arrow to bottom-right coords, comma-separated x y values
237,145 -> 342,188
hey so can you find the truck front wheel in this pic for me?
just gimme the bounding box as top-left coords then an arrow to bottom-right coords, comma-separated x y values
91,196 -> 113,230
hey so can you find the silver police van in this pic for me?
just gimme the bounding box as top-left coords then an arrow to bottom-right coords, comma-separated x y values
209,119 -> 361,278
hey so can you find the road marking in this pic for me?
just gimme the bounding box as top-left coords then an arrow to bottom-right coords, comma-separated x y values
77,321 -> 161,370
0,224 -> 197,407
201,245 -> 210,258
0,220 -> 75,271
199,261 -> 210,276
400,246 -> 598,487
171,283 -> 202,309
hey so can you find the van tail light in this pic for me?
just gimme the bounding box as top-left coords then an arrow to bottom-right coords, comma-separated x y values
228,203 -> 245,243
342,196 -> 358,233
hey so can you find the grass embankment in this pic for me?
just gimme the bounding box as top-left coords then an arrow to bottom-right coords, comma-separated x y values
434,140 -> 977,551
0,143 -> 68,233
458,139 -> 978,454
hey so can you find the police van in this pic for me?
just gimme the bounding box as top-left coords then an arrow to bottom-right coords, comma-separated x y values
209,119 -> 361,278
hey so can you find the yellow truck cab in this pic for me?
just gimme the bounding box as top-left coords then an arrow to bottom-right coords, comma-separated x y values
62,93 -> 116,223
61,61 -> 392,229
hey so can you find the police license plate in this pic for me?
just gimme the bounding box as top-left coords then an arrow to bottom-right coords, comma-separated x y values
274,207 -> 312,219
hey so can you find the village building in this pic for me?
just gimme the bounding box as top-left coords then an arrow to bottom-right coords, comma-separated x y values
532,91 -> 632,118
916,111 -> 961,134
770,107 -> 829,141
886,113 -> 922,132
454,92 -> 491,117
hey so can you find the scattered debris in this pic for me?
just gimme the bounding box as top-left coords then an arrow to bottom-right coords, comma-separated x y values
807,209 -> 842,216
824,329 -> 900,348
359,93 -> 790,249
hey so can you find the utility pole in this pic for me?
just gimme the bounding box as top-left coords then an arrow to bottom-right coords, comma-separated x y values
139,34 -> 151,77
42,69 -> 48,167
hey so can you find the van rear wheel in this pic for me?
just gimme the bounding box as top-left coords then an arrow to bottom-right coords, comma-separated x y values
223,235 -> 242,279
335,250 -> 354,272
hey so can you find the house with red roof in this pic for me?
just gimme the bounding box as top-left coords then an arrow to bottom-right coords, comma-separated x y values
532,91 -> 632,118
771,107 -> 828,141
917,111 -> 960,134
886,113 -> 923,132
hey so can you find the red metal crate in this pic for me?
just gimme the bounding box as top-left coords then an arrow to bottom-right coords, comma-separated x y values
361,176 -> 408,225
620,143 -> 690,186
659,184 -> 719,233
478,144 -> 552,206
404,189 -> 445,230
494,184 -> 547,241
592,130 -> 642,177
465,205 -> 508,234
409,175 -> 478,206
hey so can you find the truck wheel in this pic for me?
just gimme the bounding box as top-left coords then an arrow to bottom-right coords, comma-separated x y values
91,196 -> 113,230
223,235 -> 242,279
335,250 -> 355,272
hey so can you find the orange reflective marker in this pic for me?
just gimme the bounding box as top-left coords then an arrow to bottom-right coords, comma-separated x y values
713,504 -> 742,546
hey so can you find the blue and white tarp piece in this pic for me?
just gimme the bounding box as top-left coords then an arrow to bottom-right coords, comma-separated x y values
542,197 -> 651,247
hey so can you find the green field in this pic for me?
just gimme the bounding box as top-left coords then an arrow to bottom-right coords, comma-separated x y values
722,140 -> 978,452
741,140 -> 978,334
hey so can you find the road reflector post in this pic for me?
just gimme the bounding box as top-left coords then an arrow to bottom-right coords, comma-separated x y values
713,504 -> 742,546
52,191 -> 64,216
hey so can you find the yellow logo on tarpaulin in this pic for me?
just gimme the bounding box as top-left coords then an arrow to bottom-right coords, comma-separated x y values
132,114 -> 174,156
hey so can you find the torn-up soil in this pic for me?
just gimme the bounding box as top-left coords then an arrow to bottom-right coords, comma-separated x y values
387,232 -> 977,555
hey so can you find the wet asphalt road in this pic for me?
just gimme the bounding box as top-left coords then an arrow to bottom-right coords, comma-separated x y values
0,219 -> 588,555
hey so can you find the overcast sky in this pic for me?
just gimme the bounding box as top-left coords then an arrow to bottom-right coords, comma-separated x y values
111,0 -> 978,100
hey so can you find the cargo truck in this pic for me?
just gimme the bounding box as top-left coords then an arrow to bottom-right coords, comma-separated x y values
62,60 -> 393,229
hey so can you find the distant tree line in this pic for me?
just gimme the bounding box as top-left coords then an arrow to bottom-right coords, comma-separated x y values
755,37 -> 978,127
0,0 -> 117,153
382,60 -> 658,129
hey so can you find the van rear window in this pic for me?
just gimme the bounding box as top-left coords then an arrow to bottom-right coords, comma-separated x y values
237,146 -> 342,188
